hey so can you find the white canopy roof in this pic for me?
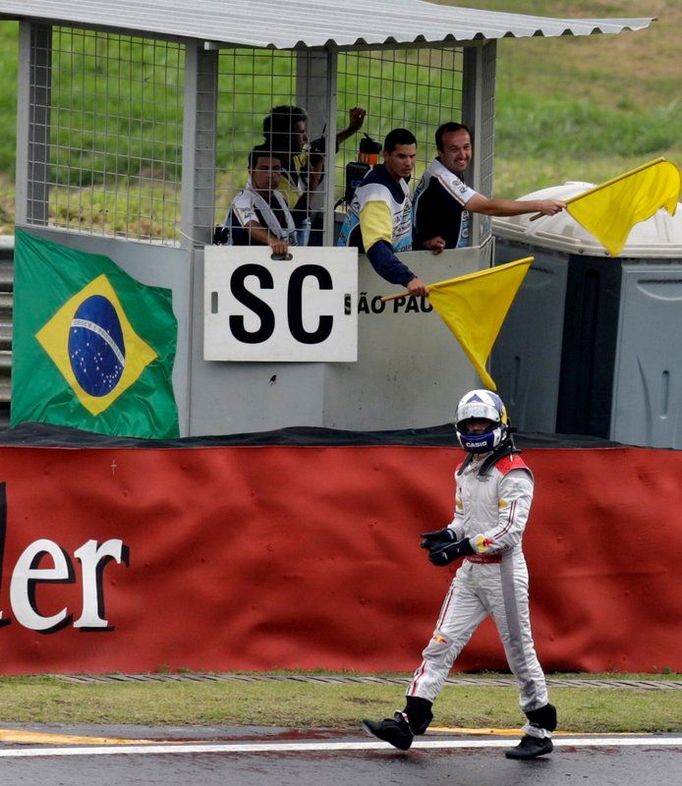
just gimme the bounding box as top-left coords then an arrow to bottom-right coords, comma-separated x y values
0,0 -> 655,49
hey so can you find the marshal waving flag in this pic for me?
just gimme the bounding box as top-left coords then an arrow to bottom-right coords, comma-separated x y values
11,230 -> 179,439
426,257 -> 533,390
566,158 -> 681,257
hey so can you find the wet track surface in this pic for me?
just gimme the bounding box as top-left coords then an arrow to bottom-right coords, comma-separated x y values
0,725 -> 680,786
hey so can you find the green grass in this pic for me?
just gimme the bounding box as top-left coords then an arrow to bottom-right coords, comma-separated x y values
0,673 -> 680,732
446,0 -> 682,195
0,22 -> 17,176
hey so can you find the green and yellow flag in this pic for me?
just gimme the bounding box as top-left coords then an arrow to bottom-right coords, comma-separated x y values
567,158 -> 681,257
11,229 -> 179,438
427,257 -> 533,390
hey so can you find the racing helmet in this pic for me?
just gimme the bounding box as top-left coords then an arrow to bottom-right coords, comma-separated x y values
455,389 -> 510,454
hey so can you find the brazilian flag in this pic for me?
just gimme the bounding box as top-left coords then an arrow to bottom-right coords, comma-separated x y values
11,229 -> 179,439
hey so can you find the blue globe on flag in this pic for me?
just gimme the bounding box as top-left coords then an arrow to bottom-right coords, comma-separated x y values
68,294 -> 126,397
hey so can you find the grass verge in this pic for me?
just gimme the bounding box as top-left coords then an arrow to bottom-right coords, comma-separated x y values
0,673 -> 680,732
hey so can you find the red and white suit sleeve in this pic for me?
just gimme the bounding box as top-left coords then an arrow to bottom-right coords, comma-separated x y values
470,469 -> 534,554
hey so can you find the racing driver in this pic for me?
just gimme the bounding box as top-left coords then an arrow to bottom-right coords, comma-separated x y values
363,389 -> 557,759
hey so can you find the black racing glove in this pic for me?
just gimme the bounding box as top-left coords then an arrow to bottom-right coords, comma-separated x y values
420,527 -> 456,551
428,537 -> 475,566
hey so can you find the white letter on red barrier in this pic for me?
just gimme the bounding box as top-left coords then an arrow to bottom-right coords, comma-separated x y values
10,539 -> 72,631
73,539 -> 127,629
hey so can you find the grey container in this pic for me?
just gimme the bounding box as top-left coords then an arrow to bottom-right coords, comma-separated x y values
490,180 -> 682,448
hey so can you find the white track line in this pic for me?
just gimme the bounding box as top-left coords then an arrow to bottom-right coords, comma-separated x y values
0,736 -> 679,758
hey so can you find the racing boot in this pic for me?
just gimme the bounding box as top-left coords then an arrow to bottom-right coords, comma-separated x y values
362,711 -> 414,750
403,695 -> 434,734
362,696 -> 433,751
505,703 -> 557,759
505,733 -> 554,759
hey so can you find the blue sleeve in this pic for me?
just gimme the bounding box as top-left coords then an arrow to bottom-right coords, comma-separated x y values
366,240 -> 416,287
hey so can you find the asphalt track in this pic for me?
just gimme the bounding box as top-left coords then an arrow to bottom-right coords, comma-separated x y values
0,724 -> 680,785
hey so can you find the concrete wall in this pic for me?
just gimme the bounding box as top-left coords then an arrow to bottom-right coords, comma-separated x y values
18,228 -> 492,437
189,243 -> 490,435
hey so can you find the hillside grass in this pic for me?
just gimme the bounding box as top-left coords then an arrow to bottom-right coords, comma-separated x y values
442,0 -> 682,195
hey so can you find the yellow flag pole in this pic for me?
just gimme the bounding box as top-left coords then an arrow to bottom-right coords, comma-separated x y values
381,290 -> 414,302
380,257 -> 534,302
529,157 -> 667,221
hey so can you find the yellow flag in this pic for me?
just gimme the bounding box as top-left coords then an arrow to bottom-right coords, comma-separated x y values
567,158 -> 681,257
427,257 -> 533,390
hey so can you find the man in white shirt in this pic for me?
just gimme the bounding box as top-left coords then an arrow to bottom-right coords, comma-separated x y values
413,122 -> 566,253
224,145 -> 297,256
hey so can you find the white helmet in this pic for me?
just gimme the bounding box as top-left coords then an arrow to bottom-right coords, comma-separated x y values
455,389 -> 510,454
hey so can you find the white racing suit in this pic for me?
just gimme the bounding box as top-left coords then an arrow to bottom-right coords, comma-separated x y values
407,451 -> 552,739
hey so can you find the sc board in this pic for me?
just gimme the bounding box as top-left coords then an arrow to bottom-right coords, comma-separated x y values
204,246 -> 358,362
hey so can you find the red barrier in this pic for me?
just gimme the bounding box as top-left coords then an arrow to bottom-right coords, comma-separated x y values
0,444 -> 679,674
